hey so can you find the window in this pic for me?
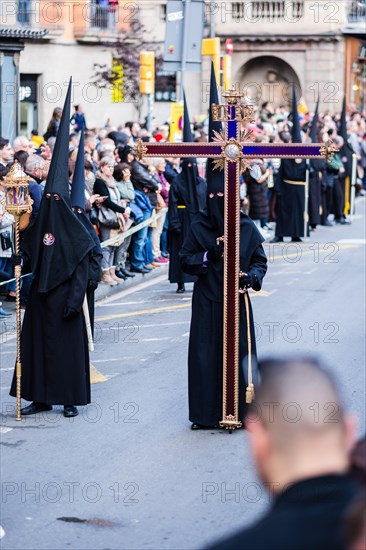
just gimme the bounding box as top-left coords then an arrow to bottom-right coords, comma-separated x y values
160,3 -> 167,21
231,1 -> 304,21
155,71 -> 177,102
17,0 -> 32,25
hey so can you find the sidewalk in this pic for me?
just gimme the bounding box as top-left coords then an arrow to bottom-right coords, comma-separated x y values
95,263 -> 169,302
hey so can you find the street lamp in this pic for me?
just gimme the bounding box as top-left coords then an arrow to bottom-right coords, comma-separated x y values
2,162 -> 33,420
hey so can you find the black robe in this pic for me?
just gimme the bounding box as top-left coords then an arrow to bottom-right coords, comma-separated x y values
10,256 -> 90,405
180,213 -> 267,426
275,159 -> 307,238
168,172 -> 206,284
308,158 -> 326,227
207,474 -> 360,550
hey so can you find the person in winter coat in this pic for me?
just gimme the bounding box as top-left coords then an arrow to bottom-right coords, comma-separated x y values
245,161 -> 270,228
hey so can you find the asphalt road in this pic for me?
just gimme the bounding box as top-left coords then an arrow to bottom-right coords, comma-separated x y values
0,198 -> 365,550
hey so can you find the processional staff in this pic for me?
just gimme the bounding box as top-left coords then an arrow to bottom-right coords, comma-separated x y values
2,162 -> 33,421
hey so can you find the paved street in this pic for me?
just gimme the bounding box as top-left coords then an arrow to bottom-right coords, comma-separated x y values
0,198 -> 365,550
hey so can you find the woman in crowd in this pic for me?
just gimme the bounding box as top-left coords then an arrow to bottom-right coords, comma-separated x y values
94,157 -> 131,285
112,162 -> 136,279
149,158 -> 169,265
44,107 -> 62,141
245,159 -> 270,229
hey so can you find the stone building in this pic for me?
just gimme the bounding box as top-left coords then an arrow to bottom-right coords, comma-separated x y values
0,0 -> 364,137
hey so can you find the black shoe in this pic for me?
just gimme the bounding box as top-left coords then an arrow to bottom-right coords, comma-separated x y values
291,237 -> 303,242
64,406 -> 78,418
120,269 -> 135,278
269,236 -> 283,243
115,270 -> 127,280
6,294 -> 16,302
334,217 -> 351,225
176,283 -> 185,294
21,402 -> 52,415
191,423 -> 220,430
130,266 -> 151,274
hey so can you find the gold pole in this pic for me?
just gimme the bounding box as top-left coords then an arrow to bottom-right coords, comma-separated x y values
14,218 -> 22,421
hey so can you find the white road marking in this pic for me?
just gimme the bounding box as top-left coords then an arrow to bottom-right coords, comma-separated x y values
140,337 -> 173,342
0,427 -> 13,434
95,321 -> 189,332
92,357 -> 135,364
97,297 -> 191,307
337,239 -> 366,244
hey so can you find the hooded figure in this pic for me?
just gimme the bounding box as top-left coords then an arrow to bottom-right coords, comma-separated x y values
10,79 -> 95,418
168,91 -> 206,292
335,96 -> 353,223
70,127 -> 103,336
273,84 -> 307,241
308,100 -> 326,228
179,65 -> 267,429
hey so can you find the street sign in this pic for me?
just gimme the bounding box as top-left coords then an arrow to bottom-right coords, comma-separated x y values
163,0 -> 205,73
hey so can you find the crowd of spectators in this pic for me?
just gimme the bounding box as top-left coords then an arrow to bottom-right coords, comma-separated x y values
0,100 -> 365,316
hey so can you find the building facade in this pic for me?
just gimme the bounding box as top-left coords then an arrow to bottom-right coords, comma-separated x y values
0,0 -> 365,137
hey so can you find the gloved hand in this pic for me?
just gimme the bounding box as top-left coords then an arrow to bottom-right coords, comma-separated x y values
63,306 -> 79,319
88,279 -> 99,292
207,242 -> 224,261
10,253 -> 22,267
239,272 -> 256,290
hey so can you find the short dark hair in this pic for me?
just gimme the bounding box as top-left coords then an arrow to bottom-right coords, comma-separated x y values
0,137 -> 9,151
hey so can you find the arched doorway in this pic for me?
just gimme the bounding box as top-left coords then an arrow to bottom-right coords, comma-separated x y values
236,56 -> 301,107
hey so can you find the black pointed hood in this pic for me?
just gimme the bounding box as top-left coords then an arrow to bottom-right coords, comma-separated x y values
183,91 -> 194,144
206,63 -> 224,234
309,99 -> 319,143
44,77 -> 72,200
339,96 -> 347,142
179,91 -> 202,212
71,127 -> 85,209
338,96 -> 354,175
21,78 -> 95,293
291,85 -> 302,144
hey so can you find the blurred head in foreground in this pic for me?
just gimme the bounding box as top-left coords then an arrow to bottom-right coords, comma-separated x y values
246,356 -> 356,492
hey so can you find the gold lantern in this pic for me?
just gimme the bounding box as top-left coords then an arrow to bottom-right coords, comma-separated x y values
2,161 -> 33,420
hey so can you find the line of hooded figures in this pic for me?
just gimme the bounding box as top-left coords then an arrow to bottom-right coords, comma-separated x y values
0,66 -> 365,549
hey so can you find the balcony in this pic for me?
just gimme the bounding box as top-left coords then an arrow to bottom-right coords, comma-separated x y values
213,0 -> 309,36
0,0 -> 64,38
214,0 -> 353,37
344,0 -> 366,37
230,1 -> 304,22
74,5 -> 126,43
347,0 -> 366,22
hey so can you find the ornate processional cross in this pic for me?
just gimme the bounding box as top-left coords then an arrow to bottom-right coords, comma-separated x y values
135,88 -> 335,431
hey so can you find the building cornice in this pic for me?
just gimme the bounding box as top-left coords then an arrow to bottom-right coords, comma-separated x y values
219,33 -> 342,43
0,27 -> 48,40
